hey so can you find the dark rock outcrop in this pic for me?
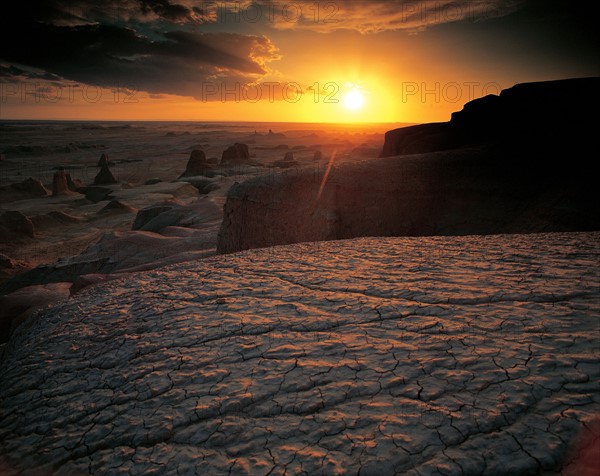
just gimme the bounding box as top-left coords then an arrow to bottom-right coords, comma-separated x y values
221,143 -> 250,165
97,153 -> 110,167
180,149 -> 210,177
93,164 -> 117,185
381,77 -> 600,158
218,78 -> 600,254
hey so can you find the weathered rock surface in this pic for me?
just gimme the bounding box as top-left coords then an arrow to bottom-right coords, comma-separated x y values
380,77 -> 600,157
0,232 -> 598,474
220,143 -> 250,165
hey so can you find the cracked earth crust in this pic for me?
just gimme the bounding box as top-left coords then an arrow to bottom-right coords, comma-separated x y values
1,232 -> 599,475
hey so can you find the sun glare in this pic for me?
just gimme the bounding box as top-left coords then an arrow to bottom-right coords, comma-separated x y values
343,89 -> 365,111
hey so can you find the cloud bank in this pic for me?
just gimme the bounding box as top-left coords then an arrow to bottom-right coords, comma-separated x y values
0,0 -> 525,101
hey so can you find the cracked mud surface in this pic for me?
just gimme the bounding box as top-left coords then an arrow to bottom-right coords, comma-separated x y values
1,232 -> 599,475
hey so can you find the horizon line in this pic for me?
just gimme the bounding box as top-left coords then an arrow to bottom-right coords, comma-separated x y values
0,118 -> 418,126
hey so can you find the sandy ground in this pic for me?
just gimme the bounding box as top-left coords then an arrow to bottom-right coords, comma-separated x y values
0,232 -> 598,475
0,121 -> 391,287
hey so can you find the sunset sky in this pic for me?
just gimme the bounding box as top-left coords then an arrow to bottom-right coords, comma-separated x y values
0,0 -> 597,123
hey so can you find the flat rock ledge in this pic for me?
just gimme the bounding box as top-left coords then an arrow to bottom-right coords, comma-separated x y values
1,232 -> 599,475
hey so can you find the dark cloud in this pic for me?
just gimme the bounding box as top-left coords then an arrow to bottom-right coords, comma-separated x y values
139,0 -> 195,22
1,0 -> 214,26
0,64 -> 63,82
0,1 -> 279,100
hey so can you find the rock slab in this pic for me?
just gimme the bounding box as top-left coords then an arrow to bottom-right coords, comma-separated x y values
0,232 -> 599,475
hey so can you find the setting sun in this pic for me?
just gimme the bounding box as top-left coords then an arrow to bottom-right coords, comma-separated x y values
343,89 -> 365,111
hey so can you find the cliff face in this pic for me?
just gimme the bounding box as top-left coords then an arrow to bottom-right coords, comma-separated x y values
218,78 -> 600,254
380,77 -> 600,157
217,148 -> 598,254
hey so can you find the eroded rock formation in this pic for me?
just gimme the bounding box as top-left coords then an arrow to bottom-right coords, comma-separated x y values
52,168 -> 72,196
220,143 -> 250,165
94,164 -> 117,185
181,149 -> 210,177
380,77 -> 600,157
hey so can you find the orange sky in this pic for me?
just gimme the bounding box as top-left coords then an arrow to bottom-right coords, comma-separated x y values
0,1 -> 597,123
